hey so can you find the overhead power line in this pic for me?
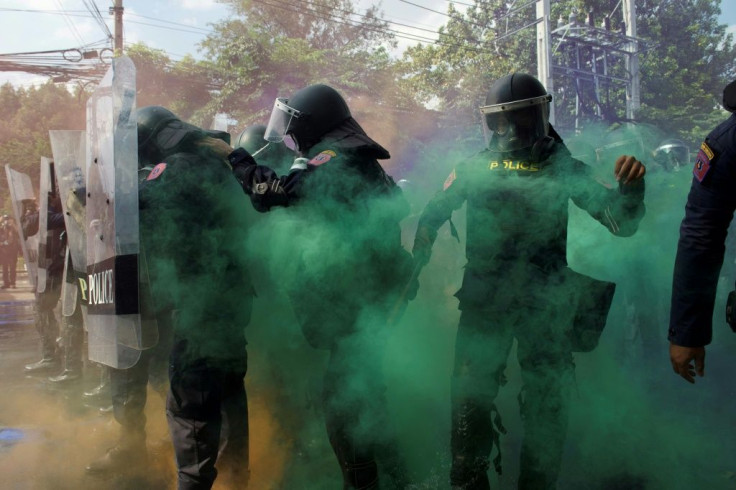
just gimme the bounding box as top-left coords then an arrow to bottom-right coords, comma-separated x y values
54,0 -> 88,47
83,0 -> 113,39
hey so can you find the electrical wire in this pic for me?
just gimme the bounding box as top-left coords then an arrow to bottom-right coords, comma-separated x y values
54,0 -> 88,47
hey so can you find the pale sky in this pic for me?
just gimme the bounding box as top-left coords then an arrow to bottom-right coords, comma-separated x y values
0,0 -> 734,87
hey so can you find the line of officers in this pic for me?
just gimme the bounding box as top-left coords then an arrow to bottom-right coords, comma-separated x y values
18,73 -> 736,490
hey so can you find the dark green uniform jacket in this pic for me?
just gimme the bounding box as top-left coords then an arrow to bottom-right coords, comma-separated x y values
416,141 -> 645,310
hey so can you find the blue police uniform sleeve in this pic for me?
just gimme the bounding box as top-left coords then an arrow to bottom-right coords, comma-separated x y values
669,129 -> 736,347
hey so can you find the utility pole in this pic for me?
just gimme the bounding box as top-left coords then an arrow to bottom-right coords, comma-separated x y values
111,0 -> 124,55
536,0 -> 554,124
623,0 -> 640,120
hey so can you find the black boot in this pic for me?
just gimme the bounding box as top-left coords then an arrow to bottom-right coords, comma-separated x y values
24,358 -> 59,374
84,368 -> 110,399
85,433 -> 147,476
83,380 -> 110,399
48,369 -> 82,384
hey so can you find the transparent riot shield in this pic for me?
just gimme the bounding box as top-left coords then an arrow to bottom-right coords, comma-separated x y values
50,130 -> 88,320
4,165 -> 39,290
60,247 -> 88,327
36,157 -> 55,294
85,55 -> 156,369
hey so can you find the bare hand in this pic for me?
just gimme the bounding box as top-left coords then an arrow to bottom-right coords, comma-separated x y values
614,155 -> 646,185
670,343 -> 706,384
197,136 -> 234,159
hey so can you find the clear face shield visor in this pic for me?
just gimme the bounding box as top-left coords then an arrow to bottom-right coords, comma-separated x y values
264,98 -> 300,151
595,137 -> 646,167
655,144 -> 690,171
480,94 -> 551,152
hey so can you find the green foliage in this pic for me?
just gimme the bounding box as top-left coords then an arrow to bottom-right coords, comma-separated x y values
399,0 -> 735,142
200,0 -> 407,127
398,0 -> 538,125
0,82 -> 87,213
126,44 -> 215,124
633,0 -> 735,144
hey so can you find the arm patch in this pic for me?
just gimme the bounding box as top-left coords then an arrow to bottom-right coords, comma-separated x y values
146,163 -> 167,181
693,141 -> 715,183
443,169 -> 457,190
309,150 -> 337,166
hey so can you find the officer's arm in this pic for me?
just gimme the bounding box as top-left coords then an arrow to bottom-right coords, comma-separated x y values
48,211 -> 67,230
669,170 -> 736,348
569,156 -> 646,237
228,147 -> 302,212
21,212 -> 39,238
413,168 -> 466,265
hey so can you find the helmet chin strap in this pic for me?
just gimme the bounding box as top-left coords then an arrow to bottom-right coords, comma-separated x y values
250,142 -> 270,158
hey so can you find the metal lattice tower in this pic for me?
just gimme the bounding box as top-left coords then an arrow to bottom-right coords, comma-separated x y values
537,0 -> 648,131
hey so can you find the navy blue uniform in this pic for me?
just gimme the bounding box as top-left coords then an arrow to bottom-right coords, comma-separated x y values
669,113 -> 736,347
23,207 -> 66,367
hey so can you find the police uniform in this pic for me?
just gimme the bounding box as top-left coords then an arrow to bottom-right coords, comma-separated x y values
140,149 -> 254,490
22,206 -> 66,372
414,135 -> 645,489
669,113 -> 736,347
0,218 -> 20,288
229,120 -> 413,489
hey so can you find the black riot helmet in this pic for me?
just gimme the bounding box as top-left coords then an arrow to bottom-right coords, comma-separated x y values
234,124 -> 269,155
480,73 -> 552,152
654,139 -> 690,172
234,124 -> 293,171
264,84 -> 352,153
135,105 -> 230,166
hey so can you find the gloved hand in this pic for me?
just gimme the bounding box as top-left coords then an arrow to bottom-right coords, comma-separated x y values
227,147 -> 257,169
225,148 -> 258,189
66,188 -> 86,230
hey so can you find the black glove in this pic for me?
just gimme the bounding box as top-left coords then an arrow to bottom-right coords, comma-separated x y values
228,147 -> 257,169
228,147 -> 257,188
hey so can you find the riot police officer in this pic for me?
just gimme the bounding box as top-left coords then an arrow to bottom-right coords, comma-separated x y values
411,73 -> 646,489
653,139 -> 691,172
87,107 -> 254,490
233,123 -> 293,174
23,192 -> 66,374
0,215 -> 20,289
669,81 -> 736,384
205,84 -> 413,489
139,106 -> 254,489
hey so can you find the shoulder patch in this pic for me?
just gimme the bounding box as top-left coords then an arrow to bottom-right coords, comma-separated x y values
309,150 -> 337,166
443,169 -> 457,190
693,141 -> 715,182
146,163 -> 167,181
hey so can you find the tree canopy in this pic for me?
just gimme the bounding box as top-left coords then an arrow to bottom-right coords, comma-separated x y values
398,0 -> 736,145
1,0 -> 735,205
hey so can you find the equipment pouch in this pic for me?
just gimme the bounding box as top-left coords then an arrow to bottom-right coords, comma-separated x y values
564,268 -> 616,352
726,290 -> 736,332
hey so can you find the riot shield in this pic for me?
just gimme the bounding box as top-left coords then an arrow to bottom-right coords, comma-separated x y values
4,165 -> 39,289
50,130 -> 88,319
85,55 -> 156,369
36,157 -> 55,294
